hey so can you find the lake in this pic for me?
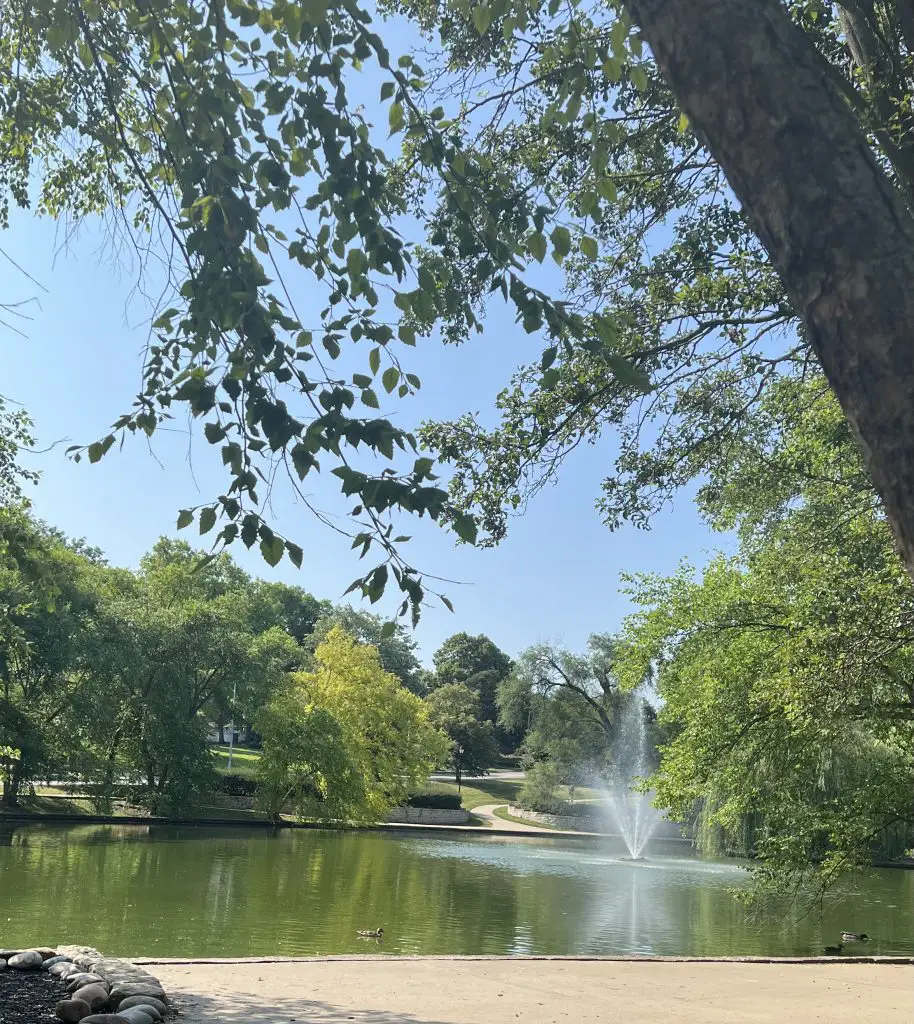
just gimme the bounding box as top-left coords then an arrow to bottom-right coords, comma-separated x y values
0,822 -> 910,957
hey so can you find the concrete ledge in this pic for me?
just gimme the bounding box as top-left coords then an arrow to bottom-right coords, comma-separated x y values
507,805 -> 605,831
130,954 -> 914,965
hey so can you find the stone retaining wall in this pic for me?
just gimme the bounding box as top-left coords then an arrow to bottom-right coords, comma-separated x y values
386,806 -> 470,825
507,805 -> 606,831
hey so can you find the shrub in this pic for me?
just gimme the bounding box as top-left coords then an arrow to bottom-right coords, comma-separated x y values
405,789 -> 463,810
517,762 -> 571,814
218,774 -> 258,797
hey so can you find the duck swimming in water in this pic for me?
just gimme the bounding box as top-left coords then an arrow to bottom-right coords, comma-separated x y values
357,928 -> 384,938
840,932 -> 869,942
823,942 -> 844,955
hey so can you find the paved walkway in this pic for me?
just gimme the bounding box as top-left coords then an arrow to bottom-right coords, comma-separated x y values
470,804 -> 601,836
150,958 -> 914,1023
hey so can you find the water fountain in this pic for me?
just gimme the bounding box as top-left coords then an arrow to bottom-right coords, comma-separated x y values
601,689 -> 663,859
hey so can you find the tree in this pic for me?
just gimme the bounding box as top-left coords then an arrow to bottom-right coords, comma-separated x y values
500,637 -> 621,745
621,0 -> 914,582
310,606 -> 424,693
426,683 -> 498,788
257,627 -> 447,822
389,0 -> 914,601
431,633 -> 513,724
616,377 -> 914,902
0,514 -> 108,805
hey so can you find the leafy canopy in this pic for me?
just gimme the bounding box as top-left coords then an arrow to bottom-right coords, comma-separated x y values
616,378 -> 914,902
1,0 -> 648,621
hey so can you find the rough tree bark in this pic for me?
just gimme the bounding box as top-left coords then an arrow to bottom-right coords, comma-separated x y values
624,0 -> 914,581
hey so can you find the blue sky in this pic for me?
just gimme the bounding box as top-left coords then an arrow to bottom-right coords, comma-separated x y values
0,18 -> 731,666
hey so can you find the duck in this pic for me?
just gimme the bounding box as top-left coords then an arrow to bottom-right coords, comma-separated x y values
823,942 -> 844,955
357,928 -> 384,938
840,932 -> 869,942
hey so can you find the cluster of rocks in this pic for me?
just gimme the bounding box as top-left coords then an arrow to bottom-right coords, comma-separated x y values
0,946 -> 169,1024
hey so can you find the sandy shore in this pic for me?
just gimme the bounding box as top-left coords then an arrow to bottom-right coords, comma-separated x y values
148,958 -> 914,1023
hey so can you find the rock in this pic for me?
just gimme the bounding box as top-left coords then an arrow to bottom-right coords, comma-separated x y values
9,950 -> 43,969
66,973 -> 107,991
56,999 -> 93,1023
105,973 -> 155,986
43,956 -> 74,970
51,962 -> 82,977
72,984 -> 111,1012
118,1005 -> 162,1023
116,1010 -> 154,1024
36,947 -> 59,959
80,1017 -> 130,1024
108,984 -> 166,1004
118,996 -> 167,1017
0,959 -> 6,971
0,949 -> 22,959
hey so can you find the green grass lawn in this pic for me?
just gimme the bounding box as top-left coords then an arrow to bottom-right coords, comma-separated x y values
422,778 -> 603,811
212,744 -> 261,777
424,778 -> 523,810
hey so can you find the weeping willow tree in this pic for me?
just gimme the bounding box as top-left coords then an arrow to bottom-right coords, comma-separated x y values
617,376 -> 914,904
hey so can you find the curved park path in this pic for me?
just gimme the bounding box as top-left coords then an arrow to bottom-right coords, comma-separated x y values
470,804 -> 551,832
146,957 -> 913,1024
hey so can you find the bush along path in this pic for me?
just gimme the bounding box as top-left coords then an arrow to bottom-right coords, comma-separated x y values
0,945 -> 172,1024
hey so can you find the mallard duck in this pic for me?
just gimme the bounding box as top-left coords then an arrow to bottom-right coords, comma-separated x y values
357,928 -> 384,938
823,942 -> 844,955
840,932 -> 869,942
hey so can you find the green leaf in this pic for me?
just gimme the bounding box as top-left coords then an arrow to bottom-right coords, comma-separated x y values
581,236 -> 599,261
528,231 -> 547,263
380,81 -> 396,101
441,595 -> 455,613
380,620 -> 397,639
677,112 -> 690,135
540,347 -> 558,371
542,368 -> 561,389
631,65 -> 648,92
606,354 -> 652,393
177,510 -> 194,530
87,434 -> 115,464
260,536 -> 285,566
453,512 -> 478,545
551,226 -> 571,262
388,102 -> 405,135
382,367 -> 399,393
472,6 -> 492,34
286,541 -> 304,568
597,178 -> 617,202
347,248 -> 365,277
361,388 -> 380,409
369,347 -> 381,374
199,507 -> 217,534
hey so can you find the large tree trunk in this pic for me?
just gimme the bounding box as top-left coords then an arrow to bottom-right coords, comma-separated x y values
625,0 -> 914,581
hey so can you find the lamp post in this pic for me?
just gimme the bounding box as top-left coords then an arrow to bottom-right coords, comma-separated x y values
456,744 -> 464,793
226,680 -> 238,772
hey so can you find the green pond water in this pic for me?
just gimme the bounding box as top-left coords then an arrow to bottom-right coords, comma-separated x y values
0,822 -> 910,958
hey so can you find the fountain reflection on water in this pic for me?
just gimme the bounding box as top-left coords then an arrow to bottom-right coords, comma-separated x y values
601,687 -> 663,859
